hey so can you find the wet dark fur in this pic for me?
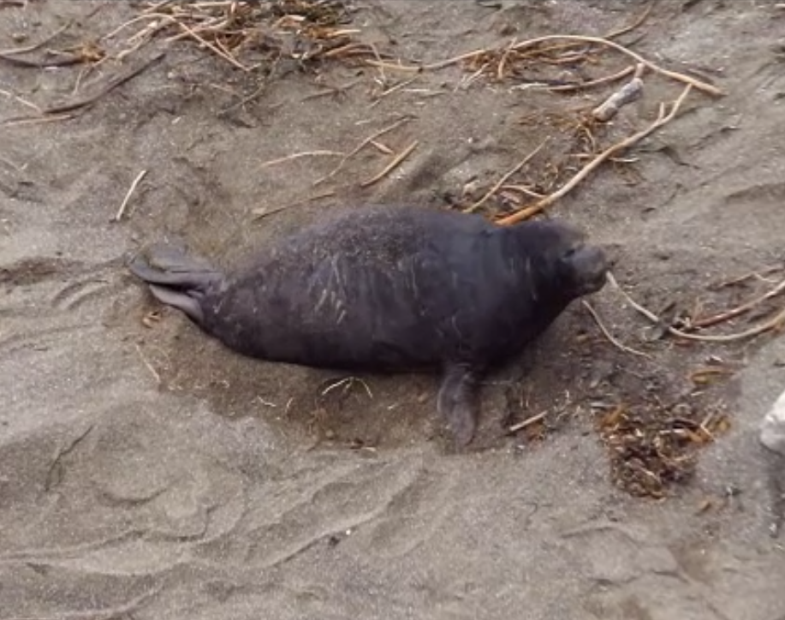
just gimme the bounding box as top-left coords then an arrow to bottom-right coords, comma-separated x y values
127,204 -> 610,445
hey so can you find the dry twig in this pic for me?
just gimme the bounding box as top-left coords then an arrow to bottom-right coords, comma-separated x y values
0,22 -> 73,56
40,51 -> 166,117
604,1 -> 655,40
365,59 -> 422,74
135,343 -> 161,384
582,299 -> 651,358
0,50 -> 85,68
114,169 -> 148,222
1,112 -> 77,127
548,65 -> 636,93
360,140 -> 419,188
251,189 -> 336,221
508,411 -> 547,434
0,87 -> 41,113
370,76 -> 419,107
592,63 -> 645,121
464,138 -> 550,213
711,265 -> 784,289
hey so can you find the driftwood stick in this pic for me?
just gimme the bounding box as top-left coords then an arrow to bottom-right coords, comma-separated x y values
592,63 -> 645,122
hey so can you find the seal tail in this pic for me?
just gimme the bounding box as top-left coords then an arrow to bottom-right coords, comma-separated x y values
127,242 -> 223,325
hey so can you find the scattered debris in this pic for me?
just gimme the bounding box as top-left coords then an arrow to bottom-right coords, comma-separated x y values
103,0 -> 375,72
595,401 -> 730,498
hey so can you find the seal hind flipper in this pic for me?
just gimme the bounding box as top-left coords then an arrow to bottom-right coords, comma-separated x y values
437,364 -> 480,446
127,243 -> 223,326
127,242 -> 219,288
148,283 -> 205,324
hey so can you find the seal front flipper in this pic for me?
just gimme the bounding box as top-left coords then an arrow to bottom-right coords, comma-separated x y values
436,363 -> 480,446
127,242 -> 223,326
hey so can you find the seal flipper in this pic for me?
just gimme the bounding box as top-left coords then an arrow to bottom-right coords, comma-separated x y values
436,364 -> 480,446
127,242 -> 223,326
127,242 -> 219,287
148,283 -> 205,324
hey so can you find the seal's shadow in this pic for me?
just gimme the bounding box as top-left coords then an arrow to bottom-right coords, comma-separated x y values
140,297 -> 606,454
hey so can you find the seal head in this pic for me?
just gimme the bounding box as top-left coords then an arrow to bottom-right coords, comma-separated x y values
519,219 -> 609,298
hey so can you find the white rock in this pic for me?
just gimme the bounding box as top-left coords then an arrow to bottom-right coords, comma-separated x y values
760,388 -> 785,455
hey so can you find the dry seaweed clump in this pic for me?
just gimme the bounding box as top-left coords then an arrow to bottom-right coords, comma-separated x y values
595,401 -> 731,498
119,0 -> 380,71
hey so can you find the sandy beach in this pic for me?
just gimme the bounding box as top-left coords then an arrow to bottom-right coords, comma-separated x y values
2,1 -> 785,618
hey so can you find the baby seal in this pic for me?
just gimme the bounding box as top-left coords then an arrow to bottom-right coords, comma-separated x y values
127,204 -> 610,445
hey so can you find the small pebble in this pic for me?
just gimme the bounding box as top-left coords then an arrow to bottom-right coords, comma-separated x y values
760,388 -> 785,455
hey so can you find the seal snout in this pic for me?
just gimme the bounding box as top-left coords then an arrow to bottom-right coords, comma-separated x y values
567,243 -> 612,295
